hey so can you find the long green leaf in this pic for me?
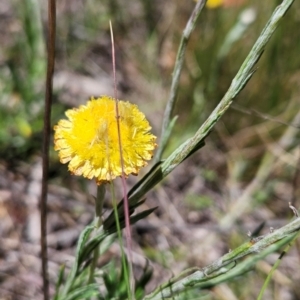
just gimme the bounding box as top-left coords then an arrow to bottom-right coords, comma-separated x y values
61,221 -> 95,297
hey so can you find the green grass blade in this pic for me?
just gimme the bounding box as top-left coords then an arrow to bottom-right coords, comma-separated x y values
61,221 -> 95,296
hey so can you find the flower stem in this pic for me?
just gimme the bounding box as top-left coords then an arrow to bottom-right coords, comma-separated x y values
110,182 -> 133,299
88,184 -> 106,284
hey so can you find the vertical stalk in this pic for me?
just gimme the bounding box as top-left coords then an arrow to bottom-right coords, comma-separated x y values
110,21 -> 135,298
41,0 -> 56,299
88,184 -> 106,283
110,182 -> 132,300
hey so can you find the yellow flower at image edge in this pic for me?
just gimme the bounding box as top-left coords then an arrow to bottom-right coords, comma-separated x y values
206,0 -> 223,9
54,96 -> 157,184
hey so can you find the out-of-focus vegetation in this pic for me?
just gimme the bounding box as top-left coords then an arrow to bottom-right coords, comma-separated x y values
0,0 -> 45,157
1,0 -> 300,299
1,0 -> 299,163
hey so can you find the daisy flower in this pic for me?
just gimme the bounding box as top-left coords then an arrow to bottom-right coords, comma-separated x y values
54,96 -> 156,184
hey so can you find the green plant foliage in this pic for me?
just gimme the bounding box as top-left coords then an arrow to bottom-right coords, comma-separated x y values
0,0 -> 46,157
53,200 -> 156,299
102,258 -> 152,300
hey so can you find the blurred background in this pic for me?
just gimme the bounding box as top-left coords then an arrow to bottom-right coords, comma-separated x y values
0,0 -> 300,299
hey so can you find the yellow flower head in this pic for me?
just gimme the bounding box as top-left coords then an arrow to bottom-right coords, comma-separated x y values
206,0 -> 223,9
54,96 -> 157,184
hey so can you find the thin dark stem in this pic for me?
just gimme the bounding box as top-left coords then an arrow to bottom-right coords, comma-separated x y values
41,0 -> 56,299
